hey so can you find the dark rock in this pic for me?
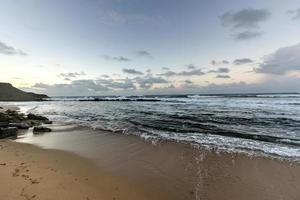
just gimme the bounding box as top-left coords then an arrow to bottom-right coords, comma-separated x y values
26,114 -> 52,126
0,127 -> 18,138
25,120 -> 42,127
0,113 -> 9,123
27,113 -> 49,121
33,126 -> 51,134
43,120 -> 53,124
0,111 -> 26,123
0,122 -> 8,128
8,123 -> 30,129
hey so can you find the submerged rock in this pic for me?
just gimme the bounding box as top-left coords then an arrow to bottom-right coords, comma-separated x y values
33,126 -> 52,134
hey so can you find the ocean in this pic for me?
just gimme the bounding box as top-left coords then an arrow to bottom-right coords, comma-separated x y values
6,93 -> 300,159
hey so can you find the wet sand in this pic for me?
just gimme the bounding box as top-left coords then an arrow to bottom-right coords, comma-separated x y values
5,124 -> 299,200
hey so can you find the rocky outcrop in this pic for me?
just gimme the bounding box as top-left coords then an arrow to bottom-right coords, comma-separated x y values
0,127 -> 17,139
0,111 -> 52,139
0,82 -> 48,101
8,123 -> 30,129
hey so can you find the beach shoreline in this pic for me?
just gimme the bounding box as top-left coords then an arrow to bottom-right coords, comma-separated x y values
1,104 -> 300,199
0,124 -> 299,200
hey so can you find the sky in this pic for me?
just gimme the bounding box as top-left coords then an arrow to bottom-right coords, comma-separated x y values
0,0 -> 299,96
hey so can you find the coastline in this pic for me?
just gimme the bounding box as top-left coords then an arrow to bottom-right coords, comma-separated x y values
6,124 -> 300,200
1,104 -> 300,199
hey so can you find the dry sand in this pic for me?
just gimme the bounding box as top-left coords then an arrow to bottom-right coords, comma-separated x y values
0,140 -> 165,200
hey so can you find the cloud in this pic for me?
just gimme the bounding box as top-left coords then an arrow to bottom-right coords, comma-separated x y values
12,77 -> 22,80
135,75 -> 169,89
101,55 -> 131,62
71,80 -> 109,91
184,80 -> 193,84
233,58 -> 254,65
25,75 -> 300,96
159,68 -> 206,77
179,69 -> 205,76
162,67 -> 170,70
33,83 -> 52,89
136,50 -> 152,58
211,60 -> 229,65
201,77 -> 300,93
177,69 -> 205,76
99,10 -> 167,26
215,75 -> 231,79
148,76 -> 299,95
288,9 -> 300,20
158,71 -> 177,77
32,81 -> 109,96
31,78 -> 137,96
209,67 -> 230,73
186,64 -> 196,69
100,74 -> 110,78
0,41 -> 27,56
58,72 -> 86,79
220,8 -> 270,40
234,30 -> 263,40
255,42 -> 300,74
96,78 -> 136,90
221,8 -> 270,29
122,68 -> 144,75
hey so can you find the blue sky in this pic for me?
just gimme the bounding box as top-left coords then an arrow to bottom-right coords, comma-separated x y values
0,0 -> 299,96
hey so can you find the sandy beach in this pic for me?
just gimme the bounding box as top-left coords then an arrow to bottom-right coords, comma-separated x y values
1,0 -> 300,199
0,139 -> 165,200
0,123 -> 299,200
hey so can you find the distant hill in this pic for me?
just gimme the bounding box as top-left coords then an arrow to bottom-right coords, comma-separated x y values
0,83 -> 48,101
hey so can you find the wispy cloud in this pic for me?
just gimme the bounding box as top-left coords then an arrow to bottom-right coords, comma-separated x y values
134,75 -> 169,89
99,10 -> 167,26
159,68 -> 205,77
101,55 -> 131,62
184,80 -> 193,84
233,58 -> 254,65
186,64 -> 197,69
136,50 -> 152,58
209,68 -> 230,73
215,75 -> 231,79
288,8 -> 300,20
211,60 -> 229,65
220,8 -> 270,40
234,30 -> 262,40
58,72 -> 86,79
122,68 -> 144,75
0,41 -> 27,56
